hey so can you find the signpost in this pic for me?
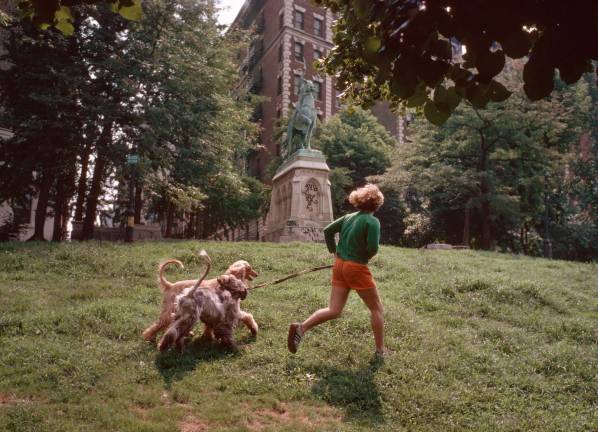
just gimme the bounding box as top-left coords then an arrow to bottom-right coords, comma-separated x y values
125,154 -> 139,243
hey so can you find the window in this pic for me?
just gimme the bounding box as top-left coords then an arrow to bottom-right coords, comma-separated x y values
314,81 -> 322,100
294,42 -> 303,61
314,18 -> 323,37
279,12 -> 284,29
294,75 -> 301,95
278,43 -> 283,62
313,49 -> 323,60
293,10 -> 304,30
277,76 -> 282,95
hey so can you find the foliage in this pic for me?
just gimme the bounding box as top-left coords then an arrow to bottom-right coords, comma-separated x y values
315,107 -> 395,185
379,63 -> 595,258
0,241 -> 596,431
315,0 -> 598,124
312,107 -> 402,242
0,0 -> 260,240
14,0 -> 141,34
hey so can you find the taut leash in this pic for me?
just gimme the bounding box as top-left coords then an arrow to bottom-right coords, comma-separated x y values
250,264 -> 333,290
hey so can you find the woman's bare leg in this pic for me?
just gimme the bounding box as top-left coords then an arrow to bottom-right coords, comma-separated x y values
301,285 -> 351,332
356,288 -> 384,352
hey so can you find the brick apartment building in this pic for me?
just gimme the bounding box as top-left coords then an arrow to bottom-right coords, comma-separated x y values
231,0 -> 406,180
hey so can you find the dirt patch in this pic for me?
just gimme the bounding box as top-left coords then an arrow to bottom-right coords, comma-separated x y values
0,393 -> 34,406
180,415 -> 211,432
244,401 -> 343,431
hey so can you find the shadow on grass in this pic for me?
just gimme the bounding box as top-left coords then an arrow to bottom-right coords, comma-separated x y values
154,334 -> 256,389
305,357 -> 385,425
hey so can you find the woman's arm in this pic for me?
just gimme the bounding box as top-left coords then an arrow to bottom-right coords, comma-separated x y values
365,218 -> 381,259
323,216 -> 344,254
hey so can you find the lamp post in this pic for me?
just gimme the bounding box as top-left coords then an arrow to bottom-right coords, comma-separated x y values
125,153 -> 139,242
543,170 -> 552,259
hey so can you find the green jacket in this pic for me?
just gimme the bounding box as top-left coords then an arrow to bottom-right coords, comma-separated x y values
323,211 -> 381,264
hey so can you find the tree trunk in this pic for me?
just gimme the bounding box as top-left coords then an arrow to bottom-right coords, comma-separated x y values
52,168 -> 76,241
74,142 -> 92,222
81,153 -> 107,240
480,200 -> 492,250
195,208 -> 203,239
28,173 -> 53,241
81,123 -> 112,240
52,176 -> 66,241
478,128 -> 492,250
61,198 -> 69,240
524,224 -> 529,254
462,206 -> 470,246
186,212 -> 195,238
165,203 -> 174,238
134,182 -> 142,224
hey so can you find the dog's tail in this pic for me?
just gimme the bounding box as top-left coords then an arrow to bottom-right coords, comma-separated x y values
158,259 -> 184,292
188,250 -> 212,296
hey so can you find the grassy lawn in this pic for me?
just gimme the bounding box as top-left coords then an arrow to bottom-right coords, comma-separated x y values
0,241 -> 596,431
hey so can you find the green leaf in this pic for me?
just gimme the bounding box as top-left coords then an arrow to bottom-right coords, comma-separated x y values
500,31 -> 531,59
446,87 -> 462,112
487,80 -> 512,102
110,2 -> 120,13
55,19 -> 74,36
119,0 -> 142,21
406,84 -> 429,107
523,59 -> 554,101
558,59 -> 588,85
476,50 -> 505,79
466,83 -> 490,108
424,100 -> 450,126
54,6 -> 72,21
365,37 -> 381,53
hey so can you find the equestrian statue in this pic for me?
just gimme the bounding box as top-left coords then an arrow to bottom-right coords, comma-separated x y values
284,75 -> 318,159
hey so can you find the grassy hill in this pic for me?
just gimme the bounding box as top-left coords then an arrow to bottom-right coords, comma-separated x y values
0,241 -> 596,432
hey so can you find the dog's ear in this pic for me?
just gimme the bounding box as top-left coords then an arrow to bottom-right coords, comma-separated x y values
227,265 -> 247,281
217,274 -> 231,288
247,265 -> 258,280
218,275 -> 247,300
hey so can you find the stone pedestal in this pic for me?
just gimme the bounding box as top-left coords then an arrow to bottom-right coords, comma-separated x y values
264,149 -> 333,242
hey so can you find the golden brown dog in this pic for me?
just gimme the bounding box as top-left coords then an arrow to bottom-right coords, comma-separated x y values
158,273 -> 250,352
142,259 -> 258,343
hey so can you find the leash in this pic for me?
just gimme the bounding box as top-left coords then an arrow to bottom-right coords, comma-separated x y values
250,264 -> 333,290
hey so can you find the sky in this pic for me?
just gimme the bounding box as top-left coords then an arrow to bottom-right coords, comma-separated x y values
216,0 -> 245,26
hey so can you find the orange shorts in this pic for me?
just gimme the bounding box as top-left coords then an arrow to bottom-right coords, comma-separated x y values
331,257 -> 376,290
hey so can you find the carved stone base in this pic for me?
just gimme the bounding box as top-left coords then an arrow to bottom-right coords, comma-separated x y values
264,149 -> 333,243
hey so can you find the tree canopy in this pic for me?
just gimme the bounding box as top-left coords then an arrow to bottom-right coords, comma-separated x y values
0,0 -> 262,241
315,0 -> 598,125
376,62 -> 596,259
7,0 -> 141,35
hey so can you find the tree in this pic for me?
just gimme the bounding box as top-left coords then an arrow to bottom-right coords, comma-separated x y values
11,0 -> 141,35
312,106 -> 405,243
314,0 -> 598,125
1,0 -> 261,241
124,0 -> 260,239
379,62 -> 594,256
0,19 -> 85,240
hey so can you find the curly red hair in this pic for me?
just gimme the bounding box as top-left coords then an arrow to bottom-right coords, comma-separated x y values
348,184 -> 384,212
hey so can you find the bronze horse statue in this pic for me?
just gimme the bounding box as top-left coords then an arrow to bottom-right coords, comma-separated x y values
285,76 -> 318,158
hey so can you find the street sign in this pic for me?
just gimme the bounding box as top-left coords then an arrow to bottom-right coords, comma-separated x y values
126,154 -> 139,165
